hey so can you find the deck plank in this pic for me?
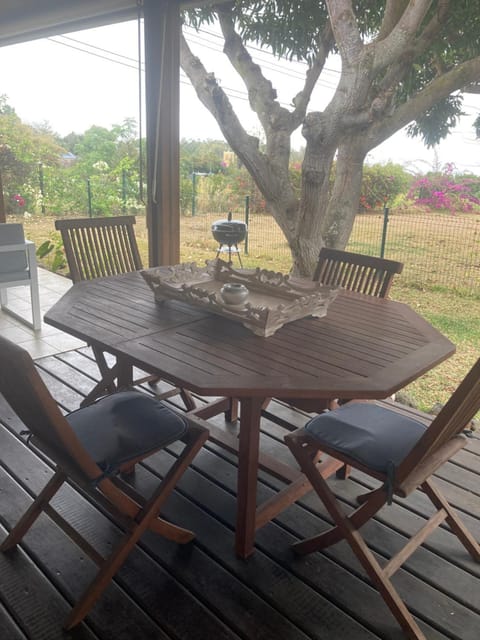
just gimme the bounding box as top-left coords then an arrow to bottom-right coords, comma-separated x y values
0,601 -> 29,640
163,444 -> 457,640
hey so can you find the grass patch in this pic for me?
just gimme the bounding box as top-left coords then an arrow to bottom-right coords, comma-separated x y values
390,283 -> 480,413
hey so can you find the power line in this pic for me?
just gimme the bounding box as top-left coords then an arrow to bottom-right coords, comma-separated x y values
185,31 -> 306,79
47,33 -> 309,109
52,26 -> 338,92
47,37 -> 140,71
56,34 -> 140,65
184,25 -> 342,77
48,35 -> 259,108
184,28 -> 339,88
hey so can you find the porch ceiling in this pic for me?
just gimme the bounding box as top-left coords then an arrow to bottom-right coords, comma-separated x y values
0,0 -> 137,47
0,0 -> 210,47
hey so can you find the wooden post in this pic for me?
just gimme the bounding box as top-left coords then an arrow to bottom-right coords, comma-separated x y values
143,0 -> 181,267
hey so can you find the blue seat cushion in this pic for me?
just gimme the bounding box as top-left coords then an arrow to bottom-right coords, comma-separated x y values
305,403 -> 427,473
67,391 -> 188,474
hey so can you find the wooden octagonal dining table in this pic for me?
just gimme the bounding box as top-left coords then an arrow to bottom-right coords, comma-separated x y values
45,270 -> 455,558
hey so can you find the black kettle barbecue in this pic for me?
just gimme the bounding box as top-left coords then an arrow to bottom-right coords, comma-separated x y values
211,212 -> 247,266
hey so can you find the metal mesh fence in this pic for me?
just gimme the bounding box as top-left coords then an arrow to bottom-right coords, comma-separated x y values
180,199 -> 480,296
348,210 -> 480,296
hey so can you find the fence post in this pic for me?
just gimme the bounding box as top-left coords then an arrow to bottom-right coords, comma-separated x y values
191,172 -> 197,217
122,169 -> 127,213
87,178 -> 93,218
380,206 -> 389,258
244,195 -> 250,255
0,169 -> 5,222
38,163 -> 46,214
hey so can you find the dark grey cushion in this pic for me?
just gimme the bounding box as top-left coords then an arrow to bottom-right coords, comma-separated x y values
67,391 -> 188,474
305,403 -> 427,473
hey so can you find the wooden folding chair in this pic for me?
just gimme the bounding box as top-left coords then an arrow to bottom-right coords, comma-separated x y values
313,247 -> 403,298
284,247 -> 404,413
0,335 -> 208,629
231,248 -> 405,424
55,216 -> 195,410
285,358 -> 480,640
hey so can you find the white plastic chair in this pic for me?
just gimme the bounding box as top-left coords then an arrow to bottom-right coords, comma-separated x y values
0,223 -> 41,330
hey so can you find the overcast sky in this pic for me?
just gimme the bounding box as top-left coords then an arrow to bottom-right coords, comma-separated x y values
1,20 -> 479,174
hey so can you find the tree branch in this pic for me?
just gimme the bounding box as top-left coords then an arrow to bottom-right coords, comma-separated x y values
389,0 -> 433,36
217,8 -> 295,137
325,0 -> 362,64
376,2 -> 450,100
377,0 -> 409,41
373,0 -> 434,69
367,54 -> 480,148
180,32 -> 297,210
180,35 -> 266,175
413,0 -> 450,49
290,22 -> 334,129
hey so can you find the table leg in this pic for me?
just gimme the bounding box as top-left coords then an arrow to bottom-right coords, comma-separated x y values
117,356 -> 134,389
235,396 -> 264,559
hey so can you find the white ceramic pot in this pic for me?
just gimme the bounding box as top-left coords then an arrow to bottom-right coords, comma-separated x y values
220,283 -> 249,306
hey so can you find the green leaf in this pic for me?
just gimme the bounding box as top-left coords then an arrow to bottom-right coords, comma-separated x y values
51,250 -> 66,272
36,240 -> 54,258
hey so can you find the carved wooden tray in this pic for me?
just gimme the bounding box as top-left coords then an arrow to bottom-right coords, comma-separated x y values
141,259 -> 338,337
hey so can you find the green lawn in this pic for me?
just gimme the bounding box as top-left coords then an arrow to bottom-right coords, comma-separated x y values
388,283 -> 479,413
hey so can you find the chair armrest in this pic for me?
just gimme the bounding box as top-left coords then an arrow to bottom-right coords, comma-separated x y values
0,240 -> 37,273
0,242 -> 29,253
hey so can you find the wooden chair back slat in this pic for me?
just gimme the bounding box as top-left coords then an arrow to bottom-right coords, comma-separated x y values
55,216 -> 143,283
106,226 -> 122,273
96,226 -> 113,276
86,227 -> 103,276
103,226 -> 117,275
397,358 -> 480,485
80,227 -> 96,279
118,225 -> 133,271
313,248 -> 403,298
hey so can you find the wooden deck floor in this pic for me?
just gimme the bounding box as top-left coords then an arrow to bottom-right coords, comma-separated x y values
1,346 -> 480,640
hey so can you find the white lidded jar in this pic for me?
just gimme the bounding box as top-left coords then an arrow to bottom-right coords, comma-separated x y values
220,282 -> 249,306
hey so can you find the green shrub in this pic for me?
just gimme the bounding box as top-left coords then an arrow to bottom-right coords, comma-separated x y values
360,163 -> 411,210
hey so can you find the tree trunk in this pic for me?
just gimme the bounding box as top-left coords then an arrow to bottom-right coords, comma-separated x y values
322,139 -> 367,249
280,136 -> 366,275
282,112 -> 337,276
181,4 -> 480,280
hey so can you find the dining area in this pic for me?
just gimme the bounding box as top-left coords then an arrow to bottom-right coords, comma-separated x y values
2,0 -> 480,635
1,216 -> 480,640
